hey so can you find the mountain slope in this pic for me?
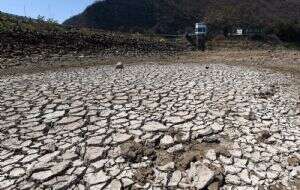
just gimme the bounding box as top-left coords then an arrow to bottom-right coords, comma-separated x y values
0,11 -> 182,60
64,0 -> 300,36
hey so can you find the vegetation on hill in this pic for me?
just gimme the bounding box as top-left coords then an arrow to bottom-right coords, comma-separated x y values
0,11 -> 182,59
0,11 -> 62,32
64,0 -> 300,42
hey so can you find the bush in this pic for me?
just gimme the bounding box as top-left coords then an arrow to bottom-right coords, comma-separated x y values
272,21 -> 300,42
46,18 -> 58,25
37,15 -> 45,22
248,33 -> 282,45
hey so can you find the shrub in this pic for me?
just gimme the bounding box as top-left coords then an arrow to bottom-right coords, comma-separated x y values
272,21 -> 300,42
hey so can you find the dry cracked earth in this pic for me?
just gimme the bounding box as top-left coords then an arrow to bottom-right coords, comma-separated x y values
0,63 -> 300,190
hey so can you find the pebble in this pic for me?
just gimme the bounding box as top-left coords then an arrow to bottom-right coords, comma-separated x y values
142,121 -> 168,132
206,149 -> 217,161
188,163 -> 215,189
160,135 -> 174,146
168,170 -> 182,186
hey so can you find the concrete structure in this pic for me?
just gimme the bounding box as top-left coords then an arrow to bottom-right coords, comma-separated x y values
230,27 -> 264,36
195,22 -> 207,36
195,22 -> 207,51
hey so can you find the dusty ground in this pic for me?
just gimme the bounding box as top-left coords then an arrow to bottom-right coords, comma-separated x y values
1,50 -> 299,76
0,50 -> 299,189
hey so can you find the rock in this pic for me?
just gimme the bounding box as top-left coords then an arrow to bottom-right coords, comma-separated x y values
254,170 -> 266,179
57,116 -> 81,125
250,174 -> 260,186
112,133 -> 132,143
290,166 -> 300,178
9,168 -> 25,178
154,169 -> 168,186
121,178 -> 134,188
109,179 -> 122,190
225,174 -> 241,185
188,162 -> 215,189
108,165 -> 121,177
31,170 -> 53,181
211,123 -> 224,132
168,170 -> 182,186
0,179 -> 15,189
230,149 -> 243,158
197,127 -> 213,137
41,142 -> 57,154
30,160 -> 72,182
87,136 -> 104,146
157,162 -> 175,171
270,164 -> 282,172
239,169 -> 251,184
266,171 -> 279,180
234,158 -> 248,168
224,165 -> 242,174
167,143 -> 184,153
38,151 -> 60,163
206,149 -> 217,161
51,161 -> 72,175
85,147 -> 107,162
165,116 -> 186,124
115,62 -> 124,69
85,171 -> 110,185
295,117 -> 300,126
142,121 -> 168,132
91,159 -> 108,169
219,155 -> 233,165
251,151 -> 261,163
43,111 -> 65,120
160,135 -> 174,146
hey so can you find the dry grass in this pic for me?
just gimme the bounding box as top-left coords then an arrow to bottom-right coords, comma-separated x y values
171,50 -> 300,77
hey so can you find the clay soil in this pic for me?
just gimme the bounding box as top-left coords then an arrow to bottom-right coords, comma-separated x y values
0,49 -> 299,78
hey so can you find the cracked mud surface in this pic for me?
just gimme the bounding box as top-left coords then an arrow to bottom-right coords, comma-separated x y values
0,63 -> 299,189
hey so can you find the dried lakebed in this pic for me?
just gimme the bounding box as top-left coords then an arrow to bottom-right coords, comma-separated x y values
0,63 -> 299,189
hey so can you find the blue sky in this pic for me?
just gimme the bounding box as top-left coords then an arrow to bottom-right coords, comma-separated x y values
0,0 -> 95,23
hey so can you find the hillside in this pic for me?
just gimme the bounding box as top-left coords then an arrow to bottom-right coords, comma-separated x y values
64,0 -> 300,41
0,11 -> 181,60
